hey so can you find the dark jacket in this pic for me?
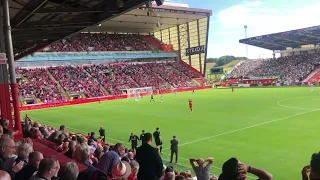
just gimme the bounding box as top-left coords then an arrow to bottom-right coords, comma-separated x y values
170,139 -> 178,151
135,143 -> 163,180
14,164 -> 37,180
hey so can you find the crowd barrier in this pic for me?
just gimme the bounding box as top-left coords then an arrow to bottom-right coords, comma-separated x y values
20,86 -> 211,111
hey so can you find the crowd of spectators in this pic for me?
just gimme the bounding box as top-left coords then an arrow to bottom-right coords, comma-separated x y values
227,53 -> 320,82
85,64 -> 139,96
48,66 -> 105,98
17,61 -> 205,102
17,68 -> 63,103
3,115 -> 302,180
47,33 -> 155,52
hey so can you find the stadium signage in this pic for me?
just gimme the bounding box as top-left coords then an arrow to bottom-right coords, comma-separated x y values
0,53 -> 6,64
185,45 -> 205,56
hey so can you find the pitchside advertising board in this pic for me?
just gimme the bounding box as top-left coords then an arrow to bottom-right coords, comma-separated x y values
0,53 -> 6,64
185,45 -> 205,56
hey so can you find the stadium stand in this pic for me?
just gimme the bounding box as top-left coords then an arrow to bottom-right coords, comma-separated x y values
48,66 -> 105,98
16,61 -> 206,104
227,53 -> 320,83
17,68 -> 64,103
45,33 -> 156,52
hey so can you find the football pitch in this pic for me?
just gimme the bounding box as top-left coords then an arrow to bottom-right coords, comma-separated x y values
21,87 -> 320,179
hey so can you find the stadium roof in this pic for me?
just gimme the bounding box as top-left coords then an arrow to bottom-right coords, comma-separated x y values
239,25 -> 320,51
85,4 -> 212,33
9,0 -> 150,59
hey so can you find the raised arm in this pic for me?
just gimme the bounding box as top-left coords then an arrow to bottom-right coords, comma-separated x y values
239,164 -> 273,180
189,159 -> 197,169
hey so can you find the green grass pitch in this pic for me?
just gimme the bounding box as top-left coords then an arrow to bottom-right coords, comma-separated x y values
21,87 -> 320,179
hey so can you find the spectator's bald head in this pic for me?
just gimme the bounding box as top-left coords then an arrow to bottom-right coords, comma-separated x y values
29,151 -> 44,169
0,170 -> 11,180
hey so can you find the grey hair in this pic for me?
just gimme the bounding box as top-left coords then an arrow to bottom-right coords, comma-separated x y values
17,143 -> 33,159
75,144 -> 90,162
59,162 -> 79,180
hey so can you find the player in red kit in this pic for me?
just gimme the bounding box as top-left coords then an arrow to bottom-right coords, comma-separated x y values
188,99 -> 193,112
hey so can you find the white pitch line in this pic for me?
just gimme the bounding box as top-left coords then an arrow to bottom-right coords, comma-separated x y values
277,96 -> 320,110
163,109 -> 318,150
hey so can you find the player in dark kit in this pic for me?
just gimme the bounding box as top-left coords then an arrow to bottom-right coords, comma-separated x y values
150,94 -> 155,102
99,126 -> 105,142
188,99 -> 193,112
129,133 -> 140,152
153,127 -> 162,153
232,85 -> 234,93
140,130 -> 145,145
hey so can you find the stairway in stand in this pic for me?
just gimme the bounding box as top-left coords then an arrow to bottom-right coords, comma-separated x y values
304,68 -> 320,83
83,69 -> 109,96
47,71 -> 70,100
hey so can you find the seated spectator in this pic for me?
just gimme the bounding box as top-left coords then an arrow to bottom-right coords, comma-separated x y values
30,157 -> 60,180
164,172 -> 175,180
64,140 -> 76,159
135,132 -> 163,180
0,137 -> 24,178
96,143 -> 125,174
0,170 -> 11,180
175,175 -> 186,180
14,151 -> 43,180
4,143 -> 33,172
129,160 -> 139,180
58,162 -> 79,180
189,158 -> 213,180
302,152 -> 320,180
111,161 -> 131,179
218,157 -> 272,180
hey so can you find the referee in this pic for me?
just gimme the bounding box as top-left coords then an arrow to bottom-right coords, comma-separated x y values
170,135 -> 178,163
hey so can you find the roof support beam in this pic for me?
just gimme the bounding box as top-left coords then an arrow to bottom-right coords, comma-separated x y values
34,7 -> 103,13
11,0 -> 49,26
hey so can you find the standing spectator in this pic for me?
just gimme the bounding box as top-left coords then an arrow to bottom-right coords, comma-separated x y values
170,136 -> 178,163
99,126 -> 106,142
96,143 -> 125,175
30,158 -> 60,180
189,158 -> 214,180
219,157 -> 272,180
58,162 -> 79,180
128,133 -> 139,152
0,137 -> 24,178
135,132 -> 163,180
302,153 -> 320,180
14,151 -> 44,180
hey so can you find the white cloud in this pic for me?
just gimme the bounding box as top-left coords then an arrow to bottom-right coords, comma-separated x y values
245,1 -> 264,7
210,1 -> 320,58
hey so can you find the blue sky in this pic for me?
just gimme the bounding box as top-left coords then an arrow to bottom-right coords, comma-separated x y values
166,0 -> 320,58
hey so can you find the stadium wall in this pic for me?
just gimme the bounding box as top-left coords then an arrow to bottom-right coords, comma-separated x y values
153,17 -> 209,75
